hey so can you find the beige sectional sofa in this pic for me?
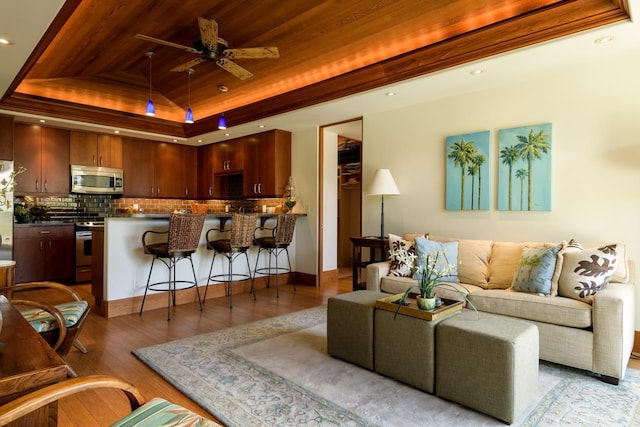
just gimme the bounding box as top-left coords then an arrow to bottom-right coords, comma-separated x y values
366,233 -> 635,384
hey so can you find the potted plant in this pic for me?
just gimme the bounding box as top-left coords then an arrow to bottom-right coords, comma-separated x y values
389,248 -> 477,318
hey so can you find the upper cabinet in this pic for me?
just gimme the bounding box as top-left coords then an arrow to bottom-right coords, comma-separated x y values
0,115 -> 14,160
213,140 -> 245,175
122,138 -> 196,199
14,123 -> 70,195
243,129 -> 291,197
70,130 -> 123,168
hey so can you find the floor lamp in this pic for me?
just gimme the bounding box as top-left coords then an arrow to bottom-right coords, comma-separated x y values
367,169 -> 400,239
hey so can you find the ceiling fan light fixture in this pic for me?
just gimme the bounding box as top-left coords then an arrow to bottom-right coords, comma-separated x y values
218,113 -> 227,129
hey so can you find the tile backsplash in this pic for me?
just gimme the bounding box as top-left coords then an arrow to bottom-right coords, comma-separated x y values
13,194 -> 285,221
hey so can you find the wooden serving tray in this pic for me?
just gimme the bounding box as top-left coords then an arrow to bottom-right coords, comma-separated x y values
376,293 -> 463,321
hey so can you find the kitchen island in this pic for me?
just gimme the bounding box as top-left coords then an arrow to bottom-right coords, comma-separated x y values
97,213 -> 302,317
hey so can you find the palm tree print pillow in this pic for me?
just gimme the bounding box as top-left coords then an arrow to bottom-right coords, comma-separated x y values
558,244 -> 618,303
511,244 -> 562,295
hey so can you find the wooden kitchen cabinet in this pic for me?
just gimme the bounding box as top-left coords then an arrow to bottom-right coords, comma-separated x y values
123,137 -> 195,198
14,123 -> 70,195
13,225 -> 75,283
197,143 -> 217,198
213,140 -> 244,174
243,129 -> 291,197
183,145 -> 197,199
70,130 -> 123,168
123,137 -> 155,197
0,115 -> 13,160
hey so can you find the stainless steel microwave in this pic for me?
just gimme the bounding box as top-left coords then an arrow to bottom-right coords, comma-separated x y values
71,165 -> 124,194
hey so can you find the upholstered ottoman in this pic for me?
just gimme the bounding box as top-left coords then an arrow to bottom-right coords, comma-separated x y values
375,308 -> 457,393
436,311 -> 539,424
327,290 -> 387,370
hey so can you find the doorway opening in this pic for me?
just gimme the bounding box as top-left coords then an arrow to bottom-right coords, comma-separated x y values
318,118 -> 362,286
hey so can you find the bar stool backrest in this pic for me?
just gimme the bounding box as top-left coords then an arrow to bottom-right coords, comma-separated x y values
168,213 -> 206,253
230,213 -> 259,248
274,214 -> 297,245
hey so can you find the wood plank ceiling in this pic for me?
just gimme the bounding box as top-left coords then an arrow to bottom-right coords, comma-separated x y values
0,0 -> 630,137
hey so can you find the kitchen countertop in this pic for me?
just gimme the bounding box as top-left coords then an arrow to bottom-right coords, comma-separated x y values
14,221 -> 75,227
107,212 -> 306,219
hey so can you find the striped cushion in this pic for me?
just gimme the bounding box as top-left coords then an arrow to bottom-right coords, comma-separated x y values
21,300 -> 89,333
111,398 -> 219,427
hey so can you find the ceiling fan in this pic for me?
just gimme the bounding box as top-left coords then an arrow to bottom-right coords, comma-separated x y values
135,17 -> 279,80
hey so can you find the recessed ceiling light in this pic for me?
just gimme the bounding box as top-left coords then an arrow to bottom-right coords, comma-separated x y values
39,119 -> 46,123
172,139 -> 177,142
258,124 -> 265,128
470,69 -> 484,75
594,36 -> 614,44
224,133 -> 230,137
197,139 -> 203,143
385,92 -> 396,96
0,38 -> 13,46
114,130 -> 120,134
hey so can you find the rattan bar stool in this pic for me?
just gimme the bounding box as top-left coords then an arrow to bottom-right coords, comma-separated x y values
204,213 -> 258,308
139,213 -> 206,320
253,214 -> 297,298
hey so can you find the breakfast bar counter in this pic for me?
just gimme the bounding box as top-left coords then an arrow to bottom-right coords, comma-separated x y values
98,213 -> 303,317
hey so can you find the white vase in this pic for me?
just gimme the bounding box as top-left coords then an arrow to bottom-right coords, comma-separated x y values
416,296 -> 436,311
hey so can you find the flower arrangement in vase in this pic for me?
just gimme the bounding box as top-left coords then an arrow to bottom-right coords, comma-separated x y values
388,247 -> 477,318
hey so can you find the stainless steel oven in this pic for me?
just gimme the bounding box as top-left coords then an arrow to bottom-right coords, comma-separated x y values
75,230 -> 92,282
75,220 -> 104,283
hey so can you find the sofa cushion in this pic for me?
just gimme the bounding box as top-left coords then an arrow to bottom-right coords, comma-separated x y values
387,233 -> 416,277
511,244 -> 563,295
429,235 -> 493,288
488,242 -> 544,289
558,244 -> 619,303
468,289 -> 592,328
414,237 -> 458,283
581,241 -> 629,283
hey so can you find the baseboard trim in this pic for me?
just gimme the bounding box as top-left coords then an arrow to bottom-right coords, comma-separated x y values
102,272 -> 318,317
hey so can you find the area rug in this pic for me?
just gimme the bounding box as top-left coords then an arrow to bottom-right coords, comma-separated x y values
133,306 -> 640,426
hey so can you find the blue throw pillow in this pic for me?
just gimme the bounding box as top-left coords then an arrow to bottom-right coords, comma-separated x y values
414,237 -> 459,283
511,245 -> 562,295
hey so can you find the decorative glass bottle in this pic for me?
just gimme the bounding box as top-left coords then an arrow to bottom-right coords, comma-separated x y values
283,176 -> 297,213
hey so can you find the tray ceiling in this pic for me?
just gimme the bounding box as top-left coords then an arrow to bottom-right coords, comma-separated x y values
0,0 -> 630,137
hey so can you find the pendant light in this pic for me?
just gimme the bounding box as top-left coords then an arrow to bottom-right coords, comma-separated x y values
145,51 -> 155,116
218,113 -> 227,129
184,68 -> 194,124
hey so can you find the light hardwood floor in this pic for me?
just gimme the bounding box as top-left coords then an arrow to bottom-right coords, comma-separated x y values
51,278 -> 352,426
17,278 -> 640,426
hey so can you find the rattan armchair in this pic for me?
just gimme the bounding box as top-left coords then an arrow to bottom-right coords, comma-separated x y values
0,375 -> 220,426
204,213 -> 258,308
1,281 -> 90,356
253,214 -> 297,297
140,213 -> 206,320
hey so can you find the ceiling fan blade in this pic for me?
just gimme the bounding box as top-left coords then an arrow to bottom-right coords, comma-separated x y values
198,17 -> 218,51
135,34 -> 201,54
170,57 -> 207,72
216,58 -> 253,80
223,47 -> 280,59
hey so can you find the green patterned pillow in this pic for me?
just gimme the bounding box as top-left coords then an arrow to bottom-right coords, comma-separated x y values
511,244 -> 562,295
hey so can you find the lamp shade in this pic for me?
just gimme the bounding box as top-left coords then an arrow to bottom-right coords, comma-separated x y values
218,114 -> 227,129
367,169 -> 400,196
184,107 -> 194,124
145,99 -> 155,116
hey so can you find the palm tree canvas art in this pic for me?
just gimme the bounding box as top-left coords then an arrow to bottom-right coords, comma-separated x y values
446,130 -> 490,210
498,123 -> 552,211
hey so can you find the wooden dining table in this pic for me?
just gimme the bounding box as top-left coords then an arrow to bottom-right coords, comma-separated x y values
0,297 -> 69,426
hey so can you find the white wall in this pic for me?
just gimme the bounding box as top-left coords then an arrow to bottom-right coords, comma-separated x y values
361,54 -> 640,325
290,127 -> 319,276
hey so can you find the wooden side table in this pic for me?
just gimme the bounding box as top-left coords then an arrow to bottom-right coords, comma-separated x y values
350,236 -> 387,291
0,298 -> 68,426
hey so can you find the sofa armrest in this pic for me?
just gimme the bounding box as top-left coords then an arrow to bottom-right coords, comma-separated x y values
592,281 -> 635,381
366,261 -> 390,292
